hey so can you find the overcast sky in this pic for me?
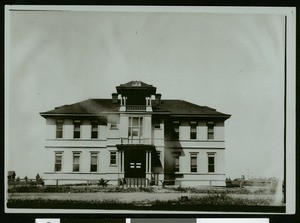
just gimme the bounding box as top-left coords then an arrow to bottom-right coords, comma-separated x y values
6,7 -> 286,180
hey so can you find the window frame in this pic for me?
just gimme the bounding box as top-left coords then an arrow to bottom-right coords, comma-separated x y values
173,153 -> 180,172
190,121 -> 197,140
207,122 -> 214,140
56,120 -> 63,139
128,117 -> 143,142
91,121 -> 99,139
72,152 -> 81,172
90,152 -> 99,172
173,120 -> 180,140
208,153 -> 216,173
54,152 -> 63,172
190,153 -> 198,173
73,120 -> 81,139
110,151 -> 117,166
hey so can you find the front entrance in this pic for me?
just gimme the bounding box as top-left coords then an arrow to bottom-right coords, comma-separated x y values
124,150 -> 146,178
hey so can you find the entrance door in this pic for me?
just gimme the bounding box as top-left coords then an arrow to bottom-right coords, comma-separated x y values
124,150 -> 146,178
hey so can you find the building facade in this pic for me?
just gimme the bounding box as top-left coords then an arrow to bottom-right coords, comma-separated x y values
40,81 -> 231,186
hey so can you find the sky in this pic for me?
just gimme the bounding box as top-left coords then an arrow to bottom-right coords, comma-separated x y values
6,7 -> 287,180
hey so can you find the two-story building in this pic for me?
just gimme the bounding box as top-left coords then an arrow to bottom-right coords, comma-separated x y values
40,81 -> 231,186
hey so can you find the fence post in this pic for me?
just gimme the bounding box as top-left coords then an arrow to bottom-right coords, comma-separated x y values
56,179 -> 59,188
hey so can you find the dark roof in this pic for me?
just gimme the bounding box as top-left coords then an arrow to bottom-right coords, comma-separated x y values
116,81 -> 157,95
118,81 -> 154,88
153,100 -> 229,116
40,98 -> 230,119
40,99 -> 120,116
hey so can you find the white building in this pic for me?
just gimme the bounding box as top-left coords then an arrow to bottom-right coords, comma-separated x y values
40,81 -> 231,186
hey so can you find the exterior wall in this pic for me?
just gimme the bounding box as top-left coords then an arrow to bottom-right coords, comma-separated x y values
43,113 -> 227,187
44,147 -> 120,185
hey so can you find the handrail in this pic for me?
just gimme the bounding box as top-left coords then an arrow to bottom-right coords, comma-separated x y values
126,105 -> 146,111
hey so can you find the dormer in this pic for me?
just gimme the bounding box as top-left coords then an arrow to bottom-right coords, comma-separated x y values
115,81 -> 158,112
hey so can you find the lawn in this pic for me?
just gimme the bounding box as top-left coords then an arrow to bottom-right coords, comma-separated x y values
6,185 -> 285,212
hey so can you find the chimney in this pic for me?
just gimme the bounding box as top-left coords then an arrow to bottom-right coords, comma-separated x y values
112,93 -> 118,104
155,93 -> 161,105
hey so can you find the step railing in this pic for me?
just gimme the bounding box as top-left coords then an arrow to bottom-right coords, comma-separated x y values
122,178 -> 148,187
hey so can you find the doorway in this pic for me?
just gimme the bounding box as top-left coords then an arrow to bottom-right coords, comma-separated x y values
124,150 -> 146,178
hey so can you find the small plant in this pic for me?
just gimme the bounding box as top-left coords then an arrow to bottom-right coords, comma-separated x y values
36,173 -> 45,186
98,178 -> 109,187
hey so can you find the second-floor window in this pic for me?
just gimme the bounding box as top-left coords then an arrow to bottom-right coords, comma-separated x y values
73,120 -> 81,139
56,120 -> 63,138
207,122 -> 214,140
173,121 -> 180,140
91,121 -> 98,139
190,121 -> 197,140
128,117 -> 143,141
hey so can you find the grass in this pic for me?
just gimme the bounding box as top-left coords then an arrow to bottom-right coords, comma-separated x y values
7,184 -> 276,195
6,193 -> 284,212
7,185 -> 156,193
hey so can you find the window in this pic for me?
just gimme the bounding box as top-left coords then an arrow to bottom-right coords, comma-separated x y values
190,121 -> 197,140
208,153 -> 216,173
173,121 -> 180,140
56,120 -> 63,138
128,117 -> 143,141
207,122 -> 214,140
73,153 -> 80,172
110,123 -> 118,129
91,121 -> 98,139
110,151 -> 117,165
90,153 -> 98,172
55,152 -> 63,172
173,153 -> 180,172
73,120 -> 81,139
190,153 -> 198,172
154,123 -> 161,129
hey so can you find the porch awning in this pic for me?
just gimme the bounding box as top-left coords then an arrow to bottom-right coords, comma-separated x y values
116,144 -> 156,151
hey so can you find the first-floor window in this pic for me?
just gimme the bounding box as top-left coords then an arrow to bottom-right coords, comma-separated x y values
90,153 -> 98,172
208,153 -> 216,173
190,153 -> 198,172
173,153 -> 180,172
73,152 -> 81,172
55,152 -> 63,172
110,151 -> 117,165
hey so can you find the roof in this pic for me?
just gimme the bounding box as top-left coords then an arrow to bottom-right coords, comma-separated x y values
40,98 -> 230,119
116,81 -> 157,95
153,100 -> 230,116
118,81 -> 154,88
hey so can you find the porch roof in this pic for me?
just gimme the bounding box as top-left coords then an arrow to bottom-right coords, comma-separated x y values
116,144 -> 155,151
